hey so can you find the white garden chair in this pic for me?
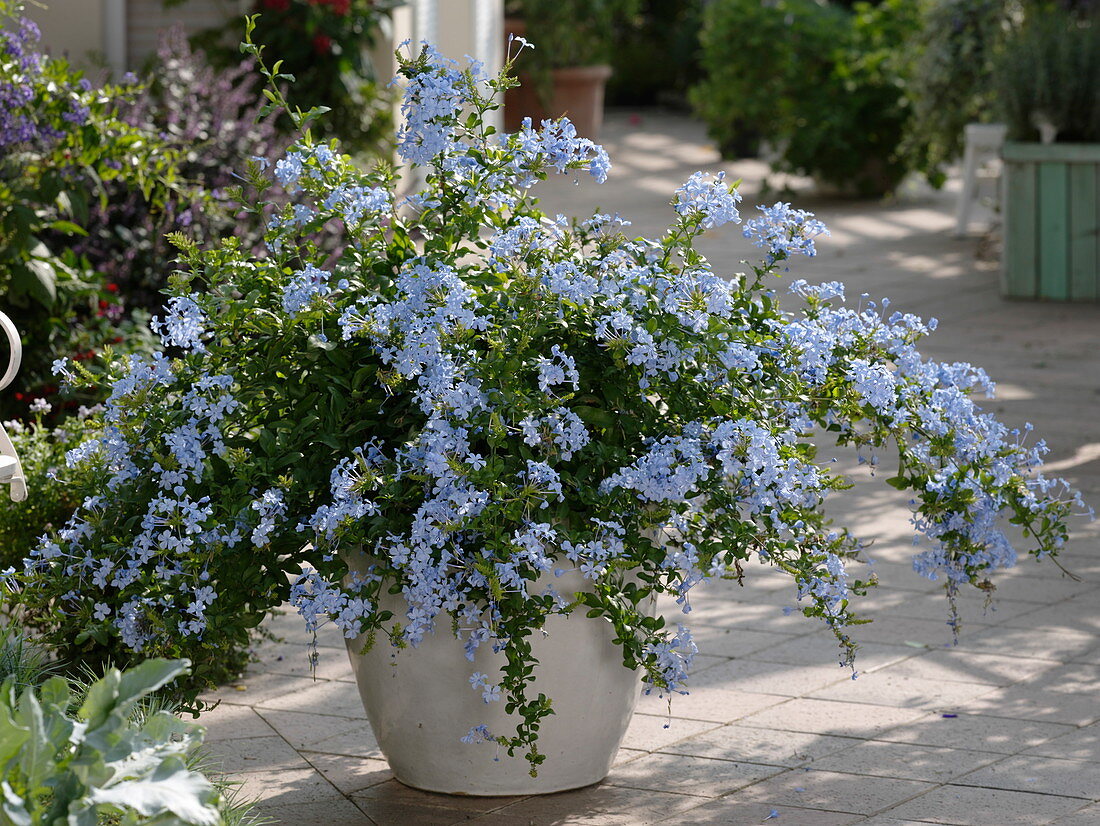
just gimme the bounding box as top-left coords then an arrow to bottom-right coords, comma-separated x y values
954,122 -> 1009,237
0,312 -> 27,502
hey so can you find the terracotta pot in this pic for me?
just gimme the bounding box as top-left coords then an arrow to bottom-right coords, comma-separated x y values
342,547 -> 645,795
503,15 -> 612,141
504,64 -> 614,141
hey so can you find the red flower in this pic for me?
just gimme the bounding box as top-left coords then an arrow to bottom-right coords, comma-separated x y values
312,33 -> 332,54
262,0 -> 291,10
105,283 -> 118,293
330,0 -> 350,14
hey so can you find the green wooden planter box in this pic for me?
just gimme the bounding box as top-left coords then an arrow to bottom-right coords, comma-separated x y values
1002,142 -> 1100,301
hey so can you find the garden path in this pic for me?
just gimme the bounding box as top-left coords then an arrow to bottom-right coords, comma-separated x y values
199,111 -> 1100,826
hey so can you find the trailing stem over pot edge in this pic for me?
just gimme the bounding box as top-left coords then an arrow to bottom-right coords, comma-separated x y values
20,30 -> 1089,773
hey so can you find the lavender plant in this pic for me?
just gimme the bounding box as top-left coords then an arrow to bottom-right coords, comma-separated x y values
19,32 -> 1086,773
23,27 -> 288,414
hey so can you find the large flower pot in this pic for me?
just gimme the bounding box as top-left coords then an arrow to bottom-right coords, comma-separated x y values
1002,142 -> 1100,301
502,17 -> 612,142
342,549 -> 643,795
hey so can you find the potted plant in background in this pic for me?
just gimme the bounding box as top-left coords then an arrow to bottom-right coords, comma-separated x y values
904,0 -> 1013,190
502,0 -> 639,140
18,31 -> 1086,797
604,0 -> 704,111
690,0 -> 925,198
998,3 -> 1100,301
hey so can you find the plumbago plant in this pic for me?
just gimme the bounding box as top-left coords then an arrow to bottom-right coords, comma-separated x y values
20,35 -> 1086,772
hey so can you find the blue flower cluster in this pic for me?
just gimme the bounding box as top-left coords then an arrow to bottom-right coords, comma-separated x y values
743,202 -> 829,265
675,171 -> 741,229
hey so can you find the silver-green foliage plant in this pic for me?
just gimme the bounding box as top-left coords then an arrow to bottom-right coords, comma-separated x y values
0,659 -> 221,826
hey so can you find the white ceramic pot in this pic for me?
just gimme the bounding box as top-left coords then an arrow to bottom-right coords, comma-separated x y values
342,549 -> 644,795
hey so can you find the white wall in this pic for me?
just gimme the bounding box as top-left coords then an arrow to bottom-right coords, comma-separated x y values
24,0 -> 106,67
125,0 -> 242,69
25,0 -> 242,72
29,0 -> 501,82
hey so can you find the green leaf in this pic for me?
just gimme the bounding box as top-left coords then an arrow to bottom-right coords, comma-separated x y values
15,691 -> 51,792
23,258 -> 58,307
101,714 -> 197,781
0,686 -> 28,768
139,712 -> 200,751
709,397 -> 730,416
37,677 -> 75,752
46,220 -> 87,237
78,668 -> 121,732
37,676 -> 72,714
64,801 -> 96,826
573,405 -> 616,430
0,781 -> 30,826
89,756 -> 220,826
299,105 -> 330,127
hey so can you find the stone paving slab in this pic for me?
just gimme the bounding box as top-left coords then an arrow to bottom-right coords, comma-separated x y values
807,741 -> 1001,784
199,111 -> 1100,825
1054,802 -> 1100,825
672,799 -> 867,825
619,713 -> 720,752
873,712 -> 1078,755
633,684 -> 787,725
660,725 -> 860,770
731,769 -> 936,816
882,785 -> 1088,825
605,752 -> 785,797
952,754 -> 1100,799
872,648 -> 1059,687
1025,724 -> 1100,763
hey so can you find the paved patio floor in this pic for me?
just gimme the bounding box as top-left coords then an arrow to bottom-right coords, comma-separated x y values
200,111 -> 1100,825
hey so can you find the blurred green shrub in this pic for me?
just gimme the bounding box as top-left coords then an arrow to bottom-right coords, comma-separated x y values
691,0 -> 923,197
605,0 -> 704,108
903,0 -> 1010,186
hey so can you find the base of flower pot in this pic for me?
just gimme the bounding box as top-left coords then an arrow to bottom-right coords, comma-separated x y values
342,551 -> 644,796
388,764 -> 608,798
